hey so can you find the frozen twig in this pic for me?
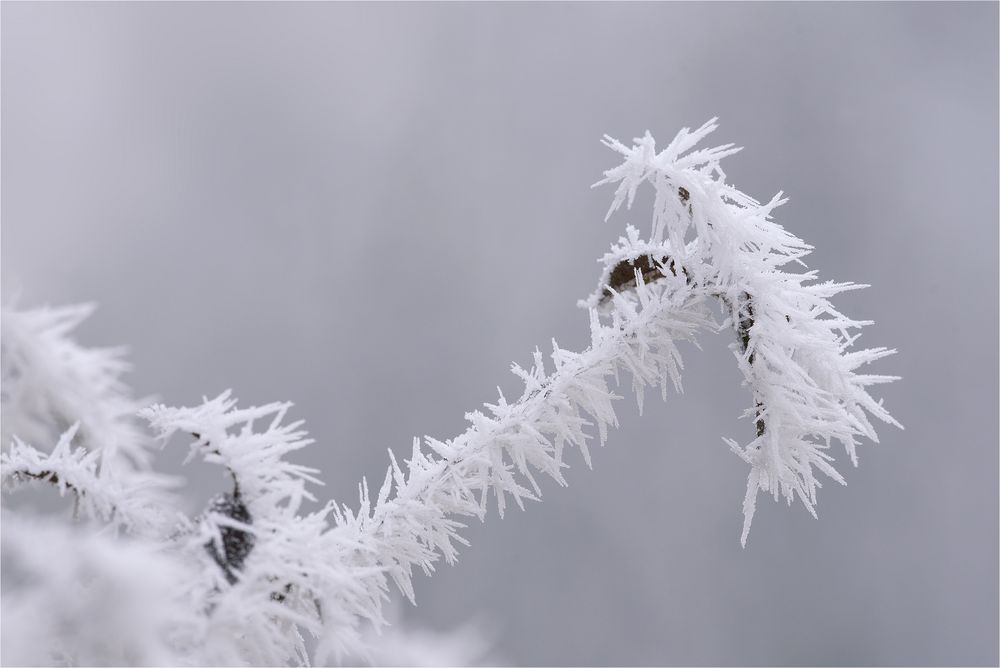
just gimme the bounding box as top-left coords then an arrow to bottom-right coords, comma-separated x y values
1,119 -> 900,665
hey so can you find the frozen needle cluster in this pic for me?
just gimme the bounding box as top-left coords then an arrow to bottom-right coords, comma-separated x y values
1,120 -> 899,665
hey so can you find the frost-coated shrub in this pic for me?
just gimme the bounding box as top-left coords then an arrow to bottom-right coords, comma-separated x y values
0,120 -> 900,666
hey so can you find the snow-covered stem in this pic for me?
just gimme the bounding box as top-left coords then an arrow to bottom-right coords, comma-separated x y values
336,275 -> 707,601
1,425 -> 176,536
2,119 -> 900,665
588,118 -> 901,543
335,122 -> 904,627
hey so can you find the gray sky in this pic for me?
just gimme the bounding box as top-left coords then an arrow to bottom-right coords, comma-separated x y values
2,2 -> 998,665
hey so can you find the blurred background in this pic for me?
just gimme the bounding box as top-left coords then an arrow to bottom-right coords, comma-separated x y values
2,3 -> 997,665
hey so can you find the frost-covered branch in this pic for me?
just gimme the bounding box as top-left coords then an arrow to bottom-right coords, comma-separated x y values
1,119 -> 899,665
1,425 -> 174,535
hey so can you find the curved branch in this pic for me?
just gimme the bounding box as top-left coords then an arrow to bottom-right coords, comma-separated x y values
133,120 -> 900,663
